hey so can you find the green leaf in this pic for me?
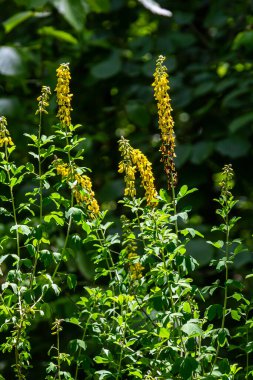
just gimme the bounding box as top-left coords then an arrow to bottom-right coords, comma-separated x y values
159,327 -> 170,338
126,102 -> 150,127
10,224 -> 31,236
207,240 -> 224,249
86,0 -> 110,12
52,0 -> 88,31
175,143 -> 192,167
207,304 -> 223,321
44,212 -> 64,226
76,339 -> 86,351
38,26 -> 78,44
229,112 -> 253,133
216,136 -> 250,158
231,309 -> 241,321
0,47 -> 23,76
0,171 -> 6,184
191,141 -> 213,164
91,51 -> 121,79
179,357 -> 198,380
65,207 -> 84,220
67,274 -> 77,289
181,321 -> 202,337
3,11 -> 34,33
159,188 -> 170,203
233,30 -> 253,50
217,328 -> 229,346
178,185 -> 188,197
187,239 -> 214,267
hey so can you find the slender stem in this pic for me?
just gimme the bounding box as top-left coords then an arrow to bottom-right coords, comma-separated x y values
52,193 -> 74,281
74,311 -> 93,380
116,303 -> 127,380
170,177 -> 178,238
210,213 -> 230,375
38,110 -> 43,222
245,310 -> 249,379
57,328 -> 61,380
30,111 -> 43,288
53,127 -> 73,280
5,145 -> 20,263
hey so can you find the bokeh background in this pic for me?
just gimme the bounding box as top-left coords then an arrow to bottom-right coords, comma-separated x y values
1,0 -> 253,377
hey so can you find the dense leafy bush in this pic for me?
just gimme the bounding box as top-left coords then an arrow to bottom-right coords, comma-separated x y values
0,57 -> 253,380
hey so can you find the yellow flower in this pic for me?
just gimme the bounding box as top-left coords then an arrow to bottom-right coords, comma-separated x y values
131,148 -> 158,206
55,63 -> 73,127
129,261 -> 144,280
121,215 -> 144,280
54,160 -> 99,217
35,86 -> 51,115
118,137 -> 157,206
0,116 -> 14,148
152,55 -> 177,190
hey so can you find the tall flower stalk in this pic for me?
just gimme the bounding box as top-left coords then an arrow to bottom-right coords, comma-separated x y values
210,164 -> 236,374
0,117 -> 20,260
152,55 -> 178,236
30,86 -> 51,287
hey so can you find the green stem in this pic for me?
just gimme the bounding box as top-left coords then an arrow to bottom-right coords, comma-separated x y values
74,312 -> 93,380
30,111 -> 43,288
170,177 -> 178,239
57,328 -> 61,380
210,214 -> 230,375
116,303 -> 127,380
52,192 -> 74,281
53,127 -> 73,280
5,145 -> 20,263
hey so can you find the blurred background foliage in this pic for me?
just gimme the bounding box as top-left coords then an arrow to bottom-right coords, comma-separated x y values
1,0 -> 253,273
1,1 -> 253,375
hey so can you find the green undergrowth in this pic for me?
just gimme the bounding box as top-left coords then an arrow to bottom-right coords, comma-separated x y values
0,59 -> 253,380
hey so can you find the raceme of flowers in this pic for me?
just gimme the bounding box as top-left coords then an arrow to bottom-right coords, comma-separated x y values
0,116 -> 14,148
55,161 -> 99,217
152,55 -> 177,190
118,137 -> 158,206
121,215 -> 144,281
35,86 -> 51,115
220,164 -> 234,198
55,63 -> 73,127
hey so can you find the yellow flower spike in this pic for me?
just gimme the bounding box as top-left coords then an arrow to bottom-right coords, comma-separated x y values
35,86 -> 51,115
55,63 -> 73,128
152,55 -> 177,190
54,160 -> 99,217
131,148 -> 158,206
118,137 -> 137,198
0,116 -> 14,148
118,137 -> 157,206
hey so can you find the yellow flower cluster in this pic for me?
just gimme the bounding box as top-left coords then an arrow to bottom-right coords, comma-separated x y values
118,137 -> 157,206
0,116 -> 14,148
55,161 -> 99,217
152,55 -> 177,190
55,63 -> 73,127
35,86 -> 51,115
129,256 -> 144,280
121,215 -> 144,281
131,148 -> 158,206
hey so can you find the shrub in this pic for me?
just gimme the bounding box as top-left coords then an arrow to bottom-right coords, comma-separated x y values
0,57 -> 252,380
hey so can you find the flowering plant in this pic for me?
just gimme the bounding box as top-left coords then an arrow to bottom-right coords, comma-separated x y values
0,58 -> 252,380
